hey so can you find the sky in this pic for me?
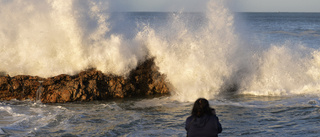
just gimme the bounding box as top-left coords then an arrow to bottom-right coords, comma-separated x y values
109,0 -> 320,12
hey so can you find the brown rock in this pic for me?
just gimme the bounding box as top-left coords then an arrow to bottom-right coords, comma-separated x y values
0,58 -> 170,103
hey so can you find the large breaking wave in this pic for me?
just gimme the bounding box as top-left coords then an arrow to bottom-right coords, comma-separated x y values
1,0 -> 320,101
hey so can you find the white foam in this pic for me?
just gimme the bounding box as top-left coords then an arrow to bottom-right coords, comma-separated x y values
240,42 -> 320,96
135,0 -> 239,102
0,0 -> 145,77
0,106 -> 26,117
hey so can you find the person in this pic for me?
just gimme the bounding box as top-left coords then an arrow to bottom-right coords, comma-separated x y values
185,98 -> 222,137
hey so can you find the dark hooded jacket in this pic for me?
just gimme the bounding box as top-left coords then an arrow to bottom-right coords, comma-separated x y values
185,114 -> 222,137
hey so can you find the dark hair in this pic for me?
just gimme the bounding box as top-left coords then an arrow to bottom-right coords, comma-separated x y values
191,98 -> 214,117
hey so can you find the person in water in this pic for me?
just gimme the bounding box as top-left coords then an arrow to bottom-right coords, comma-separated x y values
185,98 -> 222,137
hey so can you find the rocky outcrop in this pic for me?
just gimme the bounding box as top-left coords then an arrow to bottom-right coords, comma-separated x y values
0,75 -> 45,101
0,58 -> 170,103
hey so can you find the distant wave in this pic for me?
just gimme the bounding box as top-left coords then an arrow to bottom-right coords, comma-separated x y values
268,30 -> 320,37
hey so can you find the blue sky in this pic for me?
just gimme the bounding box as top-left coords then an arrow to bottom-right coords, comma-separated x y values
109,0 -> 320,12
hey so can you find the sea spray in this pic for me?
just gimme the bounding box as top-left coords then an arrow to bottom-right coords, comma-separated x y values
244,44 -> 298,95
242,42 -> 318,96
0,0 -> 146,77
136,0 -> 239,101
136,0 -> 320,100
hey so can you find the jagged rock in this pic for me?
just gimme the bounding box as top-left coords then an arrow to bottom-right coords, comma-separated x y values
0,58 -> 170,103
0,75 -> 45,101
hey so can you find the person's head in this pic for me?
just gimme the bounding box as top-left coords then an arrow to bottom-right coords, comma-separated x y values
191,98 -> 213,117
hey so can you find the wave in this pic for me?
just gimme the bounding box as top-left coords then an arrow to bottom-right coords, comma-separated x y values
1,0 -> 320,102
0,0 -> 146,77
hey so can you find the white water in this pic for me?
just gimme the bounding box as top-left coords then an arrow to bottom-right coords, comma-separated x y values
0,0 -> 146,77
1,0 -> 320,102
135,0 -> 239,101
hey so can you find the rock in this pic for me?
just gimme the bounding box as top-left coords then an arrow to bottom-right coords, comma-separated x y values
0,75 -> 45,101
0,58 -> 170,103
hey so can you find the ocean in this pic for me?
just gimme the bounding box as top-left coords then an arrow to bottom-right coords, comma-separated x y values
1,0 -> 320,136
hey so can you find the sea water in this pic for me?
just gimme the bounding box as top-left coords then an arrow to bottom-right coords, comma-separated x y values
1,96 -> 320,136
1,0 -> 320,136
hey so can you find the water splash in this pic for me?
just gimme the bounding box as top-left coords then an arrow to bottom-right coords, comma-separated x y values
135,0 -> 239,101
0,0 -> 146,77
36,81 -> 43,102
2,0 -> 320,102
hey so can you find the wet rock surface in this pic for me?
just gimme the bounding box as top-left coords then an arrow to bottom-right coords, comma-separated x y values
0,58 -> 170,103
